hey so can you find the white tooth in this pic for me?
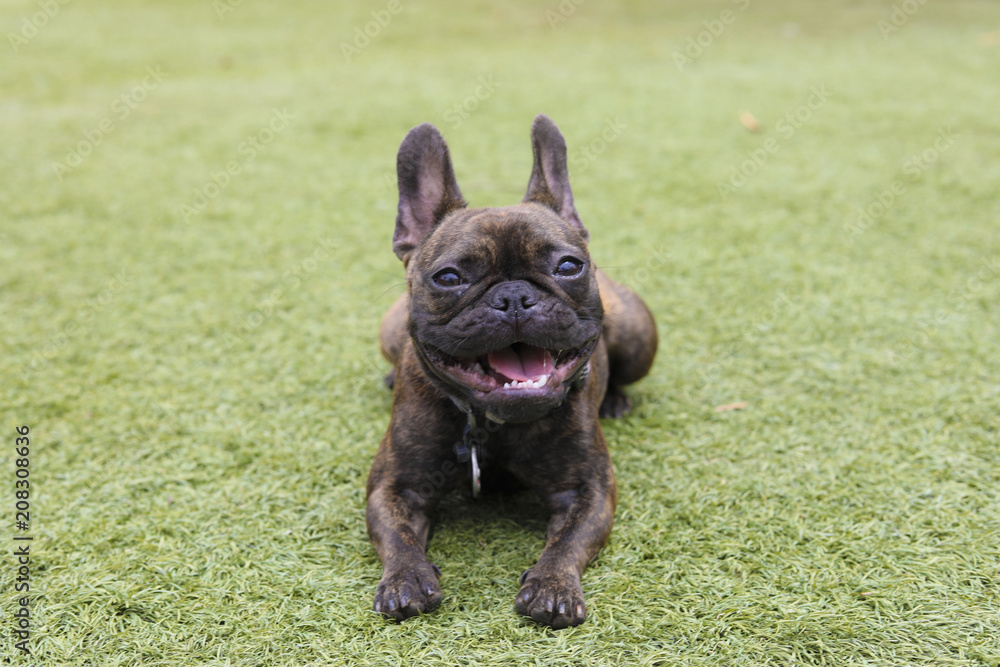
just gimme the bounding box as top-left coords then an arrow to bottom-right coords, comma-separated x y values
538,375 -> 548,387
504,382 -> 511,388
472,363 -> 485,375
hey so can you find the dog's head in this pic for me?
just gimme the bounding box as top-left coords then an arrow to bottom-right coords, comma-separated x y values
392,115 -> 603,424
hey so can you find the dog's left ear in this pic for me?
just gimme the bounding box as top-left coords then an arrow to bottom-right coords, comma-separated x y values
523,114 -> 588,242
393,123 -> 467,265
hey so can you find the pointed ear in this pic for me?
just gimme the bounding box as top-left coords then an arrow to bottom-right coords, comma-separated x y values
393,123 -> 467,264
523,114 -> 587,241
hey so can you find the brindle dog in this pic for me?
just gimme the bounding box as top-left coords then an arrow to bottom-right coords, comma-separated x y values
367,115 -> 657,628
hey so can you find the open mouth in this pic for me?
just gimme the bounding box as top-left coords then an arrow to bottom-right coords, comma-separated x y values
418,340 -> 596,394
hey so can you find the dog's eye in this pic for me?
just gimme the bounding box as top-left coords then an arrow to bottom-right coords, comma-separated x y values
432,269 -> 463,287
554,257 -> 584,277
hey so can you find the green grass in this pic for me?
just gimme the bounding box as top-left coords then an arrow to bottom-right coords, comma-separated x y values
2,0 -> 1000,664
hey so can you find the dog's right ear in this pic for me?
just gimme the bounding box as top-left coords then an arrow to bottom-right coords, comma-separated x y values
393,123 -> 467,265
523,114 -> 587,242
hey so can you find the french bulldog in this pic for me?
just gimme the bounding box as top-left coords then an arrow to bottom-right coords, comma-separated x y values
366,114 -> 657,629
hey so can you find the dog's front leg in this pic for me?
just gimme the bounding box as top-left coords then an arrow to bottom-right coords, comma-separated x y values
366,441 -> 449,621
515,445 -> 617,629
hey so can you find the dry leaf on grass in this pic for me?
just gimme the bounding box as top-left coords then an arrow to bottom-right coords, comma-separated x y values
739,112 -> 761,132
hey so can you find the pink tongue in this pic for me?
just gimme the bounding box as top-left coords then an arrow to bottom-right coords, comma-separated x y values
487,344 -> 553,382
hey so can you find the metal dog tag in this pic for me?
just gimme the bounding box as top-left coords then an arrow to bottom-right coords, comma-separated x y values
471,445 -> 481,498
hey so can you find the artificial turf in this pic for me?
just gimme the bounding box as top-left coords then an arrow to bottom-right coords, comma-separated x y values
2,0 -> 999,664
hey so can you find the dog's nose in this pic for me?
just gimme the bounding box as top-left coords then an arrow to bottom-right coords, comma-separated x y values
489,282 -> 538,313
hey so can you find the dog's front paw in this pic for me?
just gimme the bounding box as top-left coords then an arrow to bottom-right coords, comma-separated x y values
599,386 -> 632,418
374,562 -> 442,621
515,569 -> 586,629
